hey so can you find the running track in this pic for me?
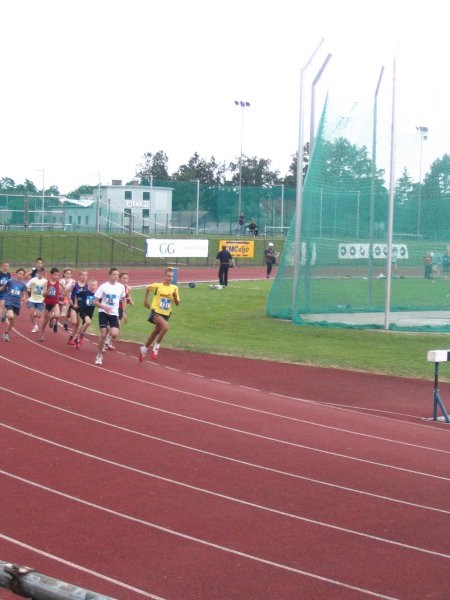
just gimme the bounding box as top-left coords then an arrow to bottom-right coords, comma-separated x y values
0,267 -> 449,599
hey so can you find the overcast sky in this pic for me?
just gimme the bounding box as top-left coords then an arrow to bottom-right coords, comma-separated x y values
0,0 -> 448,194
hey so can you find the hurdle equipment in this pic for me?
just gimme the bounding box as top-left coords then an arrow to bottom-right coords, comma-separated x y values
426,350 -> 450,423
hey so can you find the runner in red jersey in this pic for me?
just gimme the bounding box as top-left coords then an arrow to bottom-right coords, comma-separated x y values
39,267 -> 61,342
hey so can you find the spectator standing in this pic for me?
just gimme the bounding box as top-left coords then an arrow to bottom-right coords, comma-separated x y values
237,212 -> 245,235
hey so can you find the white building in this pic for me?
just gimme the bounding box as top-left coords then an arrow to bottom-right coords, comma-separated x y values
64,180 -> 173,233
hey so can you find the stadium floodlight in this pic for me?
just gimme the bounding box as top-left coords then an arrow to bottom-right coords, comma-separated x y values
234,100 -> 251,217
416,126 -> 428,236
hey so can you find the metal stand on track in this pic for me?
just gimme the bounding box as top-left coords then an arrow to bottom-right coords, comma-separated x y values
427,350 -> 450,423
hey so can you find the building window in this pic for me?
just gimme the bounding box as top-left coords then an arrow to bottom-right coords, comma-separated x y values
125,191 -> 132,200
124,208 -> 132,218
142,209 -> 149,218
143,192 -> 150,201
77,216 -> 81,225
68,216 -> 73,225
85,216 -> 89,225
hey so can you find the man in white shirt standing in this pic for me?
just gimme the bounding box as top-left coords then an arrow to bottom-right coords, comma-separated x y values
93,267 -> 125,366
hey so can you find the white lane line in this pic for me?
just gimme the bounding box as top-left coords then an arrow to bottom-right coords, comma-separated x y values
1,386 -> 448,515
0,471 -> 406,600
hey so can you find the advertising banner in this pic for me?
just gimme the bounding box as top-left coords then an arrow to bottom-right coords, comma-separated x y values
338,243 -> 408,259
146,238 -> 209,258
218,240 -> 255,258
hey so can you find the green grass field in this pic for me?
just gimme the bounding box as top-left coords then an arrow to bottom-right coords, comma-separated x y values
117,279 -> 450,381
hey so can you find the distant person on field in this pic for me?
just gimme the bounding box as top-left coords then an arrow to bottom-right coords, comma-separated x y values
423,253 -> 432,279
237,212 -> 245,235
139,267 -> 180,362
216,244 -> 235,286
431,251 -> 442,280
391,247 -> 399,278
443,251 -> 449,279
264,242 -> 277,278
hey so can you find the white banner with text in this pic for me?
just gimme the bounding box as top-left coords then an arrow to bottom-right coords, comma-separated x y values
145,238 -> 209,258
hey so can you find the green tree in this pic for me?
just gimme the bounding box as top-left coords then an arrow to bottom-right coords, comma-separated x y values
66,184 -> 95,199
0,177 -> 16,190
228,156 -> 280,187
421,154 -> 450,238
172,152 -> 226,185
136,150 -> 170,182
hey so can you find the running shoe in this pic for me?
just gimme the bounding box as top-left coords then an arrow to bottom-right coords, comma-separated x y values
95,354 -> 103,366
79,334 -> 84,345
2,332 -> 9,342
67,337 -> 75,346
31,324 -> 39,333
139,346 -> 147,363
74,337 -> 79,350
63,323 -> 69,331
150,347 -> 158,360
53,323 -> 58,333
38,336 -> 44,343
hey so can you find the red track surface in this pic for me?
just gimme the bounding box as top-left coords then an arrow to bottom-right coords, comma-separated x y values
1,267 -> 450,599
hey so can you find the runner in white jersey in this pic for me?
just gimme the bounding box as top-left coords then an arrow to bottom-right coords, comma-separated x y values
93,267 -> 125,366
59,268 -> 76,331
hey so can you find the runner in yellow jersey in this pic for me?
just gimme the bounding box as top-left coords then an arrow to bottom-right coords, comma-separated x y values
139,267 -> 180,362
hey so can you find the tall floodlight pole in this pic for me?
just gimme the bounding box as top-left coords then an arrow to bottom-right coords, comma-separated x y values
367,66 -> 384,307
310,53 -> 332,155
190,179 -> 200,234
36,169 -> 45,226
292,39 -> 324,318
234,100 -> 250,217
384,59 -> 397,331
416,125 -> 428,236
91,173 -> 101,233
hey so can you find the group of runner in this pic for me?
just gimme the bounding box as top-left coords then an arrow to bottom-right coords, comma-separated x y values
0,259 -> 180,366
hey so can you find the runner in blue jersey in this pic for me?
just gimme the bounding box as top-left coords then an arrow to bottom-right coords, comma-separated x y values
0,261 -> 11,322
1,268 -> 28,341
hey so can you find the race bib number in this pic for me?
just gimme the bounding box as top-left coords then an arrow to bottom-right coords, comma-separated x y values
159,298 -> 171,311
104,294 -> 116,306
